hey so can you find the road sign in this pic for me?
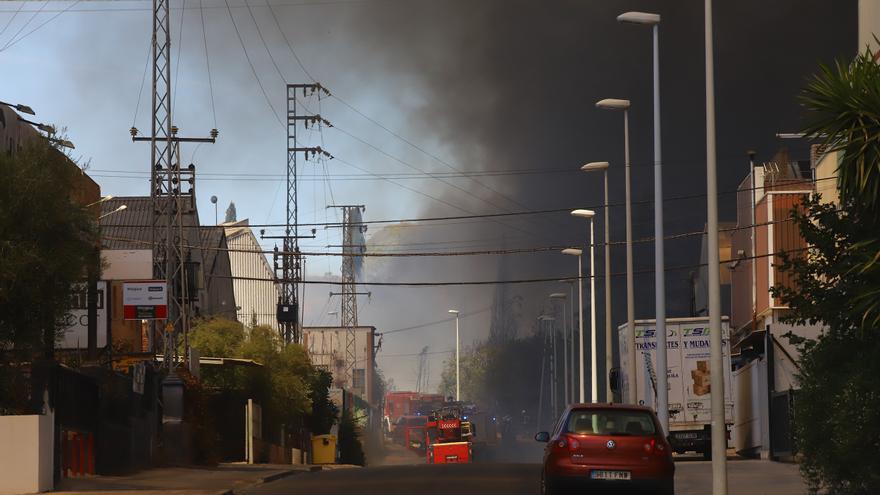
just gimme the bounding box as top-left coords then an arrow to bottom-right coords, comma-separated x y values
123,280 -> 168,320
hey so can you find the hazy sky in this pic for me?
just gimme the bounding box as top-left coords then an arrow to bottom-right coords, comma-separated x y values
1,0 -> 856,391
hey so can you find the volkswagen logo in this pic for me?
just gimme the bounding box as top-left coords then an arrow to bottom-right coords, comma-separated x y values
606,440 -> 616,450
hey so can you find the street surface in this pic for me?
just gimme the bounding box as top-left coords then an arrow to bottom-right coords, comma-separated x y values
247,449 -> 807,495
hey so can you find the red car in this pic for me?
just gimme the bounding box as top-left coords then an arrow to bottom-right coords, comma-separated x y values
536,404 -> 674,495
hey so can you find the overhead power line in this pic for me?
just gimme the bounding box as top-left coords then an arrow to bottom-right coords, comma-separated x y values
176,244 -> 816,287
379,308 -> 492,336
0,0 -> 82,52
97,176 -> 831,230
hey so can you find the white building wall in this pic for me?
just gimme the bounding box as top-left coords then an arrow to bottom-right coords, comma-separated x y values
302,326 -> 375,403
0,412 -> 54,494
224,223 -> 279,330
860,0 -> 880,53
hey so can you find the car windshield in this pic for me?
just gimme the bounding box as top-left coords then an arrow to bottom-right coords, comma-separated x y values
564,409 -> 656,436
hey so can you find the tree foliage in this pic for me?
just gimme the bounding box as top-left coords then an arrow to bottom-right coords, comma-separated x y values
771,48 -> 880,491
0,142 -> 98,356
188,318 -> 336,434
772,196 -> 880,494
439,332 -> 544,420
801,47 -> 880,327
338,409 -> 365,466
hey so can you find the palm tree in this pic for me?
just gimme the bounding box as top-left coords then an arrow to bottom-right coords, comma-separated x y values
801,47 -> 880,218
800,47 -> 880,328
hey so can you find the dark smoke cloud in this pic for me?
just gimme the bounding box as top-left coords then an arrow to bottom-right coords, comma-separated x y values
339,0 -> 856,393
349,0 -> 855,304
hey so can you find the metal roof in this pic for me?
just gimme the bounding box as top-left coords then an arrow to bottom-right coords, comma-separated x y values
100,196 -> 199,250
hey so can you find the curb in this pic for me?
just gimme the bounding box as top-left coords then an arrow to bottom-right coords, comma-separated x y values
219,467 -> 319,495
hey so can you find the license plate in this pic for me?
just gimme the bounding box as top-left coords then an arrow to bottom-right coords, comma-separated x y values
445,455 -> 459,462
591,470 -> 631,481
676,433 -> 699,439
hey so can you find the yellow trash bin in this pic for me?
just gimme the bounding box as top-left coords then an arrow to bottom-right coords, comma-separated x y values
311,434 -> 337,465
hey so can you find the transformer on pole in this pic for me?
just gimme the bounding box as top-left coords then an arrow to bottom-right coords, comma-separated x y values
269,83 -> 331,344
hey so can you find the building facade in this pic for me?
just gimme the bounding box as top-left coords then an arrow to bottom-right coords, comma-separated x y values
727,151 -> 825,459
222,220 -> 279,330
100,197 -> 236,353
302,326 -> 377,405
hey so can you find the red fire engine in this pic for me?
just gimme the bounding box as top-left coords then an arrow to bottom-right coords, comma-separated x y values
425,405 -> 473,464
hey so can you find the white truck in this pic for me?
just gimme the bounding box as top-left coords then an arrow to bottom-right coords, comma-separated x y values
612,316 -> 735,459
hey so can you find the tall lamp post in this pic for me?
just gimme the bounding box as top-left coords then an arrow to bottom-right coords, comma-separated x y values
618,9 -> 669,433
549,293 -> 568,405
448,309 -> 461,401
210,195 -> 219,225
571,209 -> 598,402
561,248 -> 584,402
581,161 -> 612,402
704,0 -> 728,491
596,98 -> 637,405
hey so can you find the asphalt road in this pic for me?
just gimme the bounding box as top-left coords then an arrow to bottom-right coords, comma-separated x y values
246,459 -> 808,495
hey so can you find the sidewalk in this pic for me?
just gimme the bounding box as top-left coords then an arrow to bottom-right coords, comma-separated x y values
51,463 -> 318,495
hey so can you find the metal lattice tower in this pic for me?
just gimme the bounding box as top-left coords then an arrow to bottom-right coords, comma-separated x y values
272,83 -> 330,344
328,205 -> 369,389
131,0 -> 216,368
341,207 -> 359,387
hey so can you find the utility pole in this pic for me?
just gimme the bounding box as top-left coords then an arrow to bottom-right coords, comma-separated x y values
328,205 -> 369,390
266,84 -> 330,344
131,0 -> 216,370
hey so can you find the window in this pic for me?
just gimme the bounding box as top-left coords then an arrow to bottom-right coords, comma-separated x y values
353,368 -> 366,390
565,409 -> 657,436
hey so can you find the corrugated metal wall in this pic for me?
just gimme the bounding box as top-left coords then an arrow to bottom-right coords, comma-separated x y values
225,226 -> 279,330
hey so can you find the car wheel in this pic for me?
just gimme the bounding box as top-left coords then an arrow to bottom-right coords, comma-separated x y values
702,449 -> 712,461
661,478 -> 675,495
540,468 -> 554,495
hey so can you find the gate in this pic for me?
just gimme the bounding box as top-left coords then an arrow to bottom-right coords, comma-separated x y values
769,389 -> 796,459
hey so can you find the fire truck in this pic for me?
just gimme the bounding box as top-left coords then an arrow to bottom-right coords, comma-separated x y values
425,404 -> 473,464
383,391 -> 422,436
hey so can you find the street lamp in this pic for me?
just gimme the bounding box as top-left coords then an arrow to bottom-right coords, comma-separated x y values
595,97 -> 637,405
17,116 -> 75,149
0,100 -> 35,115
18,117 -> 55,134
561,247 -> 584,402
619,9 -> 669,433
448,309 -> 461,401
549,293 -> 568,405
98,204 -> 127,220
581,161 -> 612,402
704,1 -> 729,490
86,195 -> 114,208
572,209 -> 598,403
211,195 -> 219,225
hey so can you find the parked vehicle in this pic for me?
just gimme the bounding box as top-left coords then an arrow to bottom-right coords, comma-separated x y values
384,391 -> 422,436
391,415 -> 427,448
536,404 -> 674,495
613,316 -> 735,459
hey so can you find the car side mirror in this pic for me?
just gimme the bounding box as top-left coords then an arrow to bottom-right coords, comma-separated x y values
534,431 -> 550,443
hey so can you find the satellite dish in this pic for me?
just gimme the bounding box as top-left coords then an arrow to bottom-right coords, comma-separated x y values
210,195 -> 218,204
